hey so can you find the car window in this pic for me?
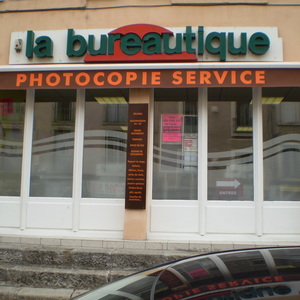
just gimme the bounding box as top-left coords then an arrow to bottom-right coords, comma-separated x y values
151,251 -> 300,300
270,248 -> 300,276
75,266 -> 167,300
218,250 -> 270,279
152,256 -> 225,299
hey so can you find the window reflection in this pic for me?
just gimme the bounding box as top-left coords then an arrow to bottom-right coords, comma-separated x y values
208,88 -> 253,200
153,249 -> 296,300
82,89 -> 128,199
0,90 -> 26,196
219,251 -> 269,279
30,90 -> 76,197
263,87 -> 300,201
153,89 -> 198,200
270,248 -> 300,275
153,257 -> 225,299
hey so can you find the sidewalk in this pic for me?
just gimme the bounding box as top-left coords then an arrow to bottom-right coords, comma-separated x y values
2,234 -> 298,253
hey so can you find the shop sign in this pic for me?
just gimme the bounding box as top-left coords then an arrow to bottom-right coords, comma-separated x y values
125,104 -> 148,209
216,178 -> 244,199
3,68 -> 300,89
3,69 -> 268,89
10,24 -> 282,64
216,178 -> 243,198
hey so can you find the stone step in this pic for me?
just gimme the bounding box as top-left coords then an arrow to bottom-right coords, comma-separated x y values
0,243 -> 192,299
0,243 -> 189,272
0,263 -> 132,290
0,285 -> 87,300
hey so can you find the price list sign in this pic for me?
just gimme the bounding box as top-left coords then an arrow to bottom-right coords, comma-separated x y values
125,103 -> 148,209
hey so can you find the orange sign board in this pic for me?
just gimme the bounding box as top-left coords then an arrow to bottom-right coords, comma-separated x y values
0,68 -> 299,89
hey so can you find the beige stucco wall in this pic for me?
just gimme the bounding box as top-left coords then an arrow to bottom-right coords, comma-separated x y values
123,88 -> 152,240
1,0 -> 300,64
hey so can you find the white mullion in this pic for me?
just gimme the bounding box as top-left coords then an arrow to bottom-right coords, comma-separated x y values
198,88 -> 208,236
72,89 -> 85,232
20,89 -> 35,230
252,87 -> 264,236
147,89 -> 154,238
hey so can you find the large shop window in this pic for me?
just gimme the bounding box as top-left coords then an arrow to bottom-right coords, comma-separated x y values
82,89 -> 128,198
263,87 -> 300,201
30,90 -> 76,197
208,88 -> 253,201
0,90 -> 26,196
153,88 -> 254,201
153,89 -> 198,200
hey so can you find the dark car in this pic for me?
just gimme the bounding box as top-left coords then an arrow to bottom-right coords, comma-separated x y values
73,247 -> 300,300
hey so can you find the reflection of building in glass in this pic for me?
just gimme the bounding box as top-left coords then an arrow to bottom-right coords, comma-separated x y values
0,91 -> 26,196
153,248 -> 300,300
262,88 -> 300,201
28,89 -> 129,198
83,89 -> 129,199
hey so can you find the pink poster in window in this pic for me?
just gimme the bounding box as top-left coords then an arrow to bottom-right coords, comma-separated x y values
162,114 -> 182,142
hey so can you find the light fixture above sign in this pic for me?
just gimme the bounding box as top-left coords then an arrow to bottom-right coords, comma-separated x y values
94,97 -> 127,104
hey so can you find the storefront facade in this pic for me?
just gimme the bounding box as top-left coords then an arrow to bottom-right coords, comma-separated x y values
0,0 -> 299,242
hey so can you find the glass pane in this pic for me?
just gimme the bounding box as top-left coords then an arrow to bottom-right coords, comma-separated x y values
153,89 -> 198,200
153,257 -> 224,299
168,257 -> 224,286
75,265 -> 166,300
82,89 -> 128,198
270,248 -> 300,275
219,251 -> 269,279
0,90 -> 26,196
30,90 -> 76,197
208,88 -> 253,200
263,87 -> 300,201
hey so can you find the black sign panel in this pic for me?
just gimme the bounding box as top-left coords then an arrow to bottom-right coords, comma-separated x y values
125,103 -> 148,209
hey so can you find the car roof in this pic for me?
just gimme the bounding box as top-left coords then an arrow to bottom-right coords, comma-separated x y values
74,246 -> 300,300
